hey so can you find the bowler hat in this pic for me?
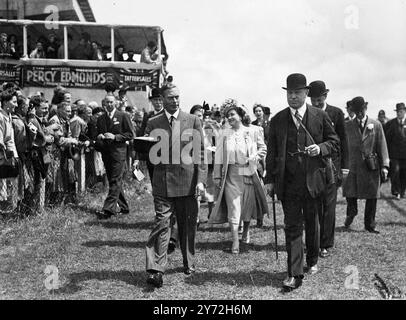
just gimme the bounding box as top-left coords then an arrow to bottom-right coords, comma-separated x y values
308,80 -> 330,97
282,73 -> 309,90
394,103 -> 406,111
263,106 -> 271,115
149,88 -> 162,99
350,96 -> 368,113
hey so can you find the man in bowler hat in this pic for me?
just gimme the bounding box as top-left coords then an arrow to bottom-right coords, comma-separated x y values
264,73 -> 339,291
308,80 -> 348,258
384,102 -> 406,199
342,97 -> 389,233
144,84 -> 207,288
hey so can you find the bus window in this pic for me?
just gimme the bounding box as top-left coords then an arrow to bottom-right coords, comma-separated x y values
26,23 -> 63,59
114,26 -> 160,63
0,22 -> 23,60
67,25 -> 111,61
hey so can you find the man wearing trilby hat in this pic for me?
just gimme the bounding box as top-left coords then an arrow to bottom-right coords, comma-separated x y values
308,80 -> 348,259
342,96 -> 389,233
264,73 -> 339,291
384,102 -> 406,199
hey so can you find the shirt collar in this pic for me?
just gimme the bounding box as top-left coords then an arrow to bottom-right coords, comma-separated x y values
289,102 -> 307,119
321,102 -> 327,112
165,109 -> 180,121
358,115 -> 368,124
108,108 -> 116,119
154,108 -> 163,115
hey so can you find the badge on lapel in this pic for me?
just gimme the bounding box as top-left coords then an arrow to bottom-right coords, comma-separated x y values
113,118 -> 119,125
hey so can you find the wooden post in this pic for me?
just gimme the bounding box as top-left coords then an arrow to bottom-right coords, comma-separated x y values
23,24 -> 27,58
76,149 -> 86,193
110,27 -> 115,61
39,178 -> 45,213
63,25 -> 68,60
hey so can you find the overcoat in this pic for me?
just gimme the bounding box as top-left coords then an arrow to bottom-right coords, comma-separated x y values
343,117 -> 389,199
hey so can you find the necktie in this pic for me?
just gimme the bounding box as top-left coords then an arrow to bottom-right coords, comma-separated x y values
294,110 -> 302,129
169,116 -> 175,127
359,120 -> 364,132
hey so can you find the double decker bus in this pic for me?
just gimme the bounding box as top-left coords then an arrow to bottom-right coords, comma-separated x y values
0,18 -> 168,110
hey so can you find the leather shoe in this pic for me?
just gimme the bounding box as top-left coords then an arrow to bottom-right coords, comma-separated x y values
307,264 -> 318,275
119,209 -> 129,215
167,240 -> 176,254
146,271 -> 163,288
282,276 -> 303,291
365,228 -> 380,234
320,248 -> 330,258
183,265 -> 195,275
344,216 -> 354,228
256,219 -> 263,228
96,210 -> 114,220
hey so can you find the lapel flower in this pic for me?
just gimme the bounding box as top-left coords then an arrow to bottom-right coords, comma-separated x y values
366,123 -> 374,131
113,118 -> 117,122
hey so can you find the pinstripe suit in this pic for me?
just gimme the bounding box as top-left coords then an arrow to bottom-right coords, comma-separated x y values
145,110 -> 207,272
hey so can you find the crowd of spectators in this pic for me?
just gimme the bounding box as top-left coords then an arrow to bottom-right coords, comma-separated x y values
0,81 -> 146,215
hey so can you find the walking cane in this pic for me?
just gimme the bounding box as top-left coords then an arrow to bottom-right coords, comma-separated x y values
271,192 -> 278,260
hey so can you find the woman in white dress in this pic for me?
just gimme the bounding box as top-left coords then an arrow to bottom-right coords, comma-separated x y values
208,103 -> 268,254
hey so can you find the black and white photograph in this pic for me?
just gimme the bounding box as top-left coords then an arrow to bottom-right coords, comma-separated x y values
0,0 -> 405,307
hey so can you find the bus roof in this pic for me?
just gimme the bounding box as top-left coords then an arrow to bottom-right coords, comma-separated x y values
0,19 -> 163,31
0,19 -> 167,57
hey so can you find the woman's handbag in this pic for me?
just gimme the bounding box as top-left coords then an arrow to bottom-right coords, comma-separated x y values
0,149 -> 20,179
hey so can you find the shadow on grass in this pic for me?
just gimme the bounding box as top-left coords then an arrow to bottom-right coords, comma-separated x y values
196,240 -> 286,253
335,226 -> 364,233
184,270 -> 286,289
52,268 -> 183,295
199,225 -> 285,233
85,220 -> 154,230
82,240 -> 146,249
384,198 -> 406,217
382,221 -> 406,227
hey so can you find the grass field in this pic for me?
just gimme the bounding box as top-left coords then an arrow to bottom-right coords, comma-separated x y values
0,178 -> 405,300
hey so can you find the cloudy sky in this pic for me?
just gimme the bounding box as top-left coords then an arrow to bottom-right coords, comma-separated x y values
90,0 -> 406,118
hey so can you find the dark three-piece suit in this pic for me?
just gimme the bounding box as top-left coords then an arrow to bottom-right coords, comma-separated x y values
319,104 -> 348,250
265,105 -> 339,277
96,109 -> 134,214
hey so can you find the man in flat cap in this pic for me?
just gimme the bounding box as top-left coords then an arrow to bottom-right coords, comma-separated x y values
308,80 -> 348,258
342,97 -> 389,233
264,73 -> 339,291
384,103 -> 406,199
